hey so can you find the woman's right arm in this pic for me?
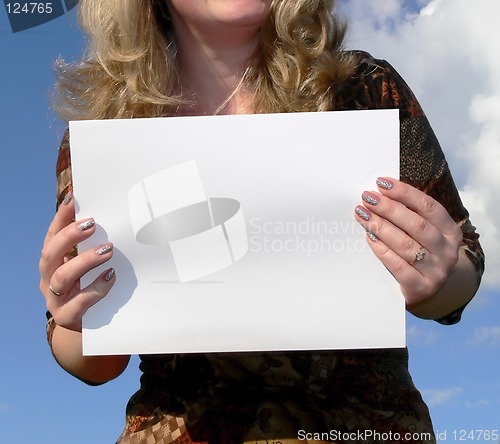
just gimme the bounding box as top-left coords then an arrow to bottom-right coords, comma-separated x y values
40,191 -> 130,384
39,132 -> 130,385
50,323 -> 130,385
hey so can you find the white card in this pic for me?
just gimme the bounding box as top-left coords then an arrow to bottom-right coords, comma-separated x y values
69,110 -> 404,355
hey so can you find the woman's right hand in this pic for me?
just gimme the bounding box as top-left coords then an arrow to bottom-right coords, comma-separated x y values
39,191 -> 116,332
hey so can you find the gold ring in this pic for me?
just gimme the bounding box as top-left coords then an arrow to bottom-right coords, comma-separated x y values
49,284 -> 66,297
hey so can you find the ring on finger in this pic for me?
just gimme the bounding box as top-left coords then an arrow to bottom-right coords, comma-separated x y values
410,247 -> 427,265
49,284 -> 66,297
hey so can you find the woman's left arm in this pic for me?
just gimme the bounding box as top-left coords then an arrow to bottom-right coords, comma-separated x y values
355,177 -> 478,320
348,55 -> 485,322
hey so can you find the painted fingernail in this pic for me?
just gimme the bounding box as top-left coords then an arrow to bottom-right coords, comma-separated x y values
79,218 -> 95,231
104,268 -> 115,282
376,177 -> 394,190
63,190 -> 73,205
355,205 -> 371,221
95,243 -> 113,256
365,228 -> 378,243
362,192 -> 379,206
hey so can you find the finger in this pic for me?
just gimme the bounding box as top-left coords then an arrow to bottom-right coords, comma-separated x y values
39,217 -> 97,280
375,177 -> 461,237
360,189 -> 448,255
360,229 -> 444,305
47,268 -> 116,331
48,242 -> 114,298
354,205 -> 424,264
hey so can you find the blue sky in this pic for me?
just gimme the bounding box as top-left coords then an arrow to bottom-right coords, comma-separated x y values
1,1 -> 498,443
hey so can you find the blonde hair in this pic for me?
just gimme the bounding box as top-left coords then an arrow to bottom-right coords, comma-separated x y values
54,0 -> 355,120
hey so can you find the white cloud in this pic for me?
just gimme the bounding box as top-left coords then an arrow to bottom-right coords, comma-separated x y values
467,326 -> 500,346
339,0 -> 500,289
421,387 -> 463,407
465,399 -> 490,409
419,0 -> 442,17
406,324 -> 438,345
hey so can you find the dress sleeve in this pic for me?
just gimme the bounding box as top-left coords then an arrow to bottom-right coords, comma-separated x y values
344,52 -> 485,324
55,129 -> 73,208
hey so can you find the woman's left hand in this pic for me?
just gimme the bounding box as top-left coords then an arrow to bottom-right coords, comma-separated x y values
354,177 -> 463,308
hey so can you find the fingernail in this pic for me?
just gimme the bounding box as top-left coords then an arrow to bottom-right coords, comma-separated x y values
104,268 -> 115,282
376,177 -> 394,190
362,192 -> 379,206
63,190 -> 73,205
355,205 -> 371,221
365,228 -> 378,243
95,243 -> 113,255
79,218 -> 95,231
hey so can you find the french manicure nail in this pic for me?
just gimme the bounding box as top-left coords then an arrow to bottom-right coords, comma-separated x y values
376,178 -> 394,190
104,268 -> 115,282
362,192 -> 379,206
95,243 -> 113,255
355,206 -> 371,221
79,218 -> 95,231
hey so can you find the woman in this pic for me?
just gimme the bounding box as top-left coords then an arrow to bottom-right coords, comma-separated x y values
39,0 -> 484,442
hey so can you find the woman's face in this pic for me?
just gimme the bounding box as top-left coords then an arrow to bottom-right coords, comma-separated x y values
166,0 -> 272,35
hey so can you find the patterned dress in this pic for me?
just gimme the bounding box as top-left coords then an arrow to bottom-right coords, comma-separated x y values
47,52 -> 484,444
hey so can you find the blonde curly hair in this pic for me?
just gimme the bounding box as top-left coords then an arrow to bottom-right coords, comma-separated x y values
54,0 -> 355,120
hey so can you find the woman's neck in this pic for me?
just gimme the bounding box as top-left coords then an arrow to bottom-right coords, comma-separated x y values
173,20 -> 261,115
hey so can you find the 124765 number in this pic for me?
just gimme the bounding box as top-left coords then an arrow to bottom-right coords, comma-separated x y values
5,3 -> 53,14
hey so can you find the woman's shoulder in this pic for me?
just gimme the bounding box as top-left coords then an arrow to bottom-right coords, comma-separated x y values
345,50 -> 398,78
336,50 -> 423,117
